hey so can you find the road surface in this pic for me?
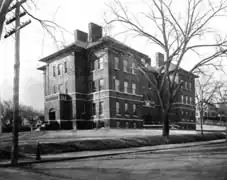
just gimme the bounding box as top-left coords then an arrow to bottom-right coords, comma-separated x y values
0,142 -> 227,180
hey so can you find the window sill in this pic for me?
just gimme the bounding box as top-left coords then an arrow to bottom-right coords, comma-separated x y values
143,105 -> 154,108
116,114 -> 121,116
124,70 -> 133,73
124,92 -> 142,96
114,68 -> 120,70
90,69 -> 104,73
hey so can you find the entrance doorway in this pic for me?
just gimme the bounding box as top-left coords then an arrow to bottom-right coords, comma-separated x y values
48,108 -> 60,130
49,108 -> 56,120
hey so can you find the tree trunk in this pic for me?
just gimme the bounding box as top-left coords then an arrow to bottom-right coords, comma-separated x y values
162,110 -> 169,137
200,111 -> 204,136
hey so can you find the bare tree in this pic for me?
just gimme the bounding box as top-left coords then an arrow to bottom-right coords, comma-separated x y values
0,100 -> 43,130
195,73 -> 227,136
0,0 -> 14,39
105,0 -> 227,137
0,100 -> 14,128
0,0 -> 71,44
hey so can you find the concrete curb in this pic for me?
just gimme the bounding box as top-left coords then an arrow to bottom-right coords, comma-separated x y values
0,139 -> 225,168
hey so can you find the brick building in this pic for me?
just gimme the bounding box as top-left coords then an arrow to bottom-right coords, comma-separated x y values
169,67 -> 197,129
196,102 -> 227,126
38,22 -> 197,130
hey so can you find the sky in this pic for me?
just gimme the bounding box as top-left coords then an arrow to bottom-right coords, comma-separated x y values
1,0 -> 227,111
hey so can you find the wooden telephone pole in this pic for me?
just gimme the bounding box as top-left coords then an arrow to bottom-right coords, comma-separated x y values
4,0 -> 31,165
0,95 -> 2,133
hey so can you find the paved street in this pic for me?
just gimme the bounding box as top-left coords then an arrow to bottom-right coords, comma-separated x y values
0,142 -> 227,180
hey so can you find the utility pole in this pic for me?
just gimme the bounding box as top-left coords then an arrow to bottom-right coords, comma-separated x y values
0,95 -> 2,133
4,0 -> 31,165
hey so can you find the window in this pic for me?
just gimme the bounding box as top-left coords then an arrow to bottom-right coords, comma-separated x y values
58,84 -> 63,93
99,57 -> 104,69
185,96 -> 188,104
58,64 -> 62,75
125,103 -> 128,113
90,82 -> 96,92
186,111 -> 188,116
99,101 -> 104,115
132,62 -> 135,74
115,79 -> 120,91
65,81 -> 68,94
99,79 -> 104,91
148,82 -> 152,89
94,60 -> 99,70
90,60 -> 94,71
53,85 -> 57,93
53,66 -> 56,77
92,57 -> 104,70
114,57 -> 120,69
133,104 -> 137,115
181,83 -> 184,89
124,81 -> 128,93
133,122 -> 136,128
181,95 -> 184,103
190,97 -> 192,104
64,61 -> 67,73
182,110 -> 184,116
116,102 -> 120,114
142,58 -> 147,65
92,103 -> 96,115
175,73 -> 179,83
90,57 -> 104,71
117,121 -> 120,128
125,122 -> 129,128
132,83 -> 136,94
185,82 -> 187,89
123,60 -> 128,72
189,82 -> 192,90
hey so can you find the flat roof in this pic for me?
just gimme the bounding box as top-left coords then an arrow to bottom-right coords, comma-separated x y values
38,44 -> 84,63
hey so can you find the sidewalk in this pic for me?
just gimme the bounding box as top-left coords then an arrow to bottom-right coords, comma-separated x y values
0,139 -> 225,167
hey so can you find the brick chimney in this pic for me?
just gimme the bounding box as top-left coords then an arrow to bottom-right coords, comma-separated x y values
74,29 -> 88,47
156,52 -> 165,67
88,22 -> 103,42
74,29 -> 88,42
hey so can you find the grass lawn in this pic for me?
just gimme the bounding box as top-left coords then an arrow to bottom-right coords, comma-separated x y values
196,124 -> 226,131
0,129 -> 225,160
0,129 -> 199,142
